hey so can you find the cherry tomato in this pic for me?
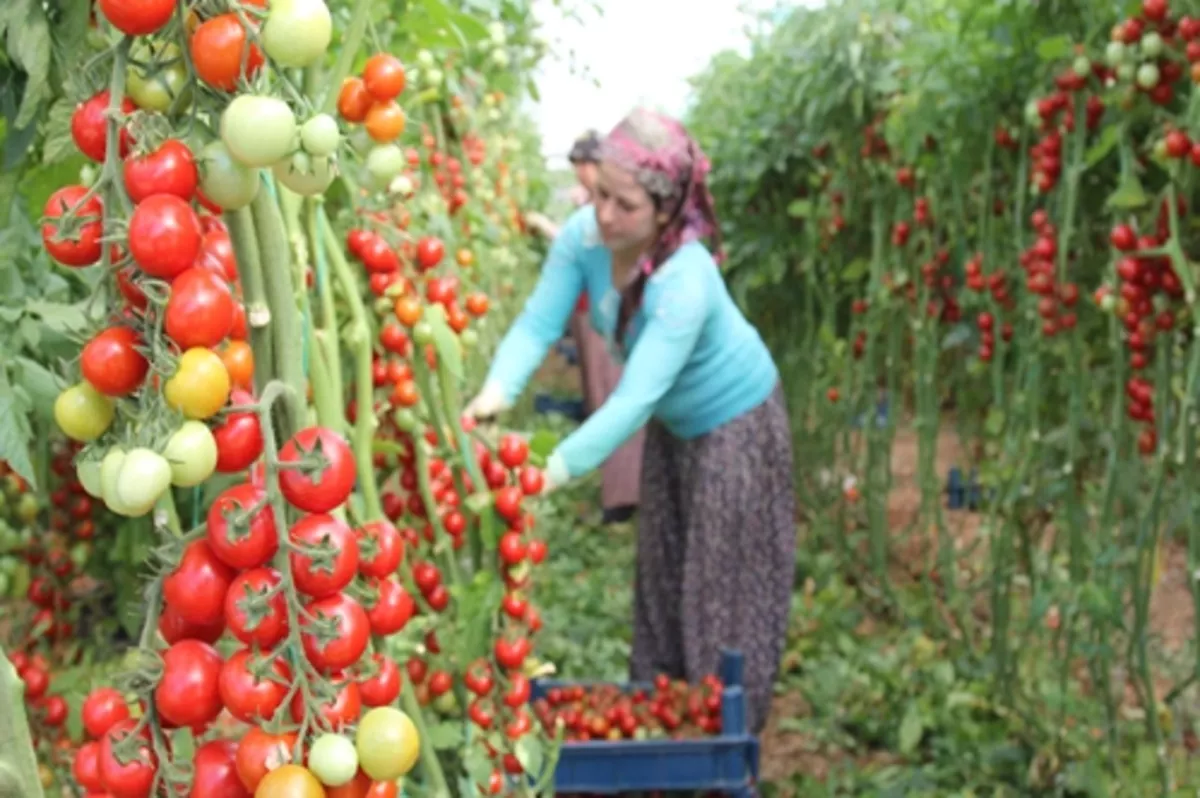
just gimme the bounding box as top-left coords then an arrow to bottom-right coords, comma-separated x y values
207,482 -> 278,569
158,601 -> 226,645
196,229 -> 239,281
154,639 -> 223,730
301,592 -> 369,672
54,382 -> 114,442
190,739 -> 249,798
224,567 -> 288,649
80,326 -> 149,397
416,237 -> 444,270
292,674 -> 361,729
366,578 -> 415,636
365,101 -> 406,142
254,764 -> 324,798
358,655 -> 401,707
212,390 -> 264,472
98,719 -> 156,798
163,539 -> 235,627
73,741 -> 104,790
220,340 -> 255,390
165,347 -> 231,420
42,186 -> 104,267
289,513 -> 359,597
218,648 -> 290,723
337,77 -> 373,122
124,139 -> 198,203
357,521 -> 403,578
235,728 -> 297,792
98,0 -> 176,36
191,14 -> 264,91
356,706 -> 419,780
72,90 -> 134,162
165,267 -> 235,348
277,427 -> 356,513
129,194 -> 202,279
363,54 -> 407,101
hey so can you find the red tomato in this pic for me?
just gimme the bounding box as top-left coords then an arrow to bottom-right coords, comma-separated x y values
362,54 -> 407,101
224,567 -> 289,649
73,741 -> 104,790
358,654 -> 401,707
158,602 -> 225,645
359,236 -> 400,273
116,266 -> 148,309
98,0 -> 176,35
277,427 -> 356,513
124,139 -> 198,203
42,186 -> 104,267
365,578 -> 415,636
191,14 -> 264,91
357,520 -> 403,578
218,648 -> 290,723
207,483 -> 278,569
235,728 -> 297,792
98,719 -> 156,797
79,326 -> 148,397
165,267 -> 234,349
72,90 -> 134,162
289,513 -> 359,597
191,739 -> 250,798
129,194 -> 203,279
154,639 -> 223,730
415,237 -> 444,270
163,540 -> 235,627
196,229 -> 239,281
212,392 -> 265,472
301,592 -> 369,672
497,434 -> 529,468
291,674 -> 361,729
81,687 -> 130,740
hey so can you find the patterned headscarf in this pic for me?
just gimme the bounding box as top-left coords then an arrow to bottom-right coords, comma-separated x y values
600,108 -> 722,344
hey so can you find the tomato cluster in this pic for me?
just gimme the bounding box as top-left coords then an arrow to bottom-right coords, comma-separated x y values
534,673 -> 726,743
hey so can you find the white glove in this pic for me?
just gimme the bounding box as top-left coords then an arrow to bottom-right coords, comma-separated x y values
463,380 -> 512,421
541,452 -> 570,495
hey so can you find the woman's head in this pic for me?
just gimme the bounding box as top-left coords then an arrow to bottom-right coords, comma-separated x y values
568,131 -> 601,192
596,108 -> 721,343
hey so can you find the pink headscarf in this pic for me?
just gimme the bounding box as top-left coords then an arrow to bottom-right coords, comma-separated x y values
600,108 -> 722,344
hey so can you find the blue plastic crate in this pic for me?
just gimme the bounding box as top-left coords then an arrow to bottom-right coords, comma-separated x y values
945,467 -> 987,511
534,393 -> 585,422
530,649 -> 759,797
851,393 -> 890,429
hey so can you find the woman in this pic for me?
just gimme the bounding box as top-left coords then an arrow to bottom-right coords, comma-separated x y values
465,108 -> 795,733
527,130 -> 644,525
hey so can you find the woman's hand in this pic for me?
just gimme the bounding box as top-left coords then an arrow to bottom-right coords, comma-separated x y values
524,211 -> 559,239
463,381 -> 511,421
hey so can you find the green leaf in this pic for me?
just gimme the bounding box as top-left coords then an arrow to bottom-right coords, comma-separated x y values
4,0 -> 53,128
42,100 -> 77,165
897,700 -> 925,754
984,408 -> 1005,437
1035,35 -> 1072,61
454,569 -> 504,663
0,371 -> 36,489
25,299 -> 91,335
515,734 -> 545,775
426,721 -> 464,750
840,257 -> 868,283
1105,170 -> 1149,210
12,357 -> 56,424
786,199 -> 811,218
1084,124 -> 1119,168
528,429 -> 559,459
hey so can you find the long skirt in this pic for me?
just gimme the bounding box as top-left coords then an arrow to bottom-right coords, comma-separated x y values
629,384 -> 796,735
569,310 -> 643,511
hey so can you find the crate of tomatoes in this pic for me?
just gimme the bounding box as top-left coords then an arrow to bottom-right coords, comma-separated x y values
530,649 -> 759,797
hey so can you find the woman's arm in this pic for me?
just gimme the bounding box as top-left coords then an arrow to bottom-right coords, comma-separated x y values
546,272 -> 706,482
480,210 -> 588,406
524,211 -> 561,239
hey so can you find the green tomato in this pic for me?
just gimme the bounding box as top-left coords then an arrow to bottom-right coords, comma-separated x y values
411,321 -> 433,346
355,707 -> 420,781
262,0 -> 333,69
1116,62 -> 1136,83
365,144 -> 405,190
1071,55 -> 1090,78
77,460 -> 104,498
54,382 -> 115,443
127,43 -> 191,114
424,68 -> 444,87
99,448 -> 128,512
222,95 -> 299,168
273,152 -> 338,196
1137,62 -> 1161,90
392,408 -> 417,433
416,50 -> 435,68
1105,41 -> 1126,67
199,141 -> 262,211
162,421 -> 218,487
307,733 -> 358,787
113,448 -> 172,517
1141,32 -> 1164,59
300,114 -> 341,157
459,328 -> 478,349
15,494 -> 38,525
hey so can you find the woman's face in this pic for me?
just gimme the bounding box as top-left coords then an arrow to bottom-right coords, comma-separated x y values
573,161 -> 598,192
594,160 -> 662,255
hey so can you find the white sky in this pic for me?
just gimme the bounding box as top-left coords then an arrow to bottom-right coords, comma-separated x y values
524,0 -> 798,168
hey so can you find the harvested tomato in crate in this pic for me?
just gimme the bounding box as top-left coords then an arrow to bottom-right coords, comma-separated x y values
530,649 -> 759,796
